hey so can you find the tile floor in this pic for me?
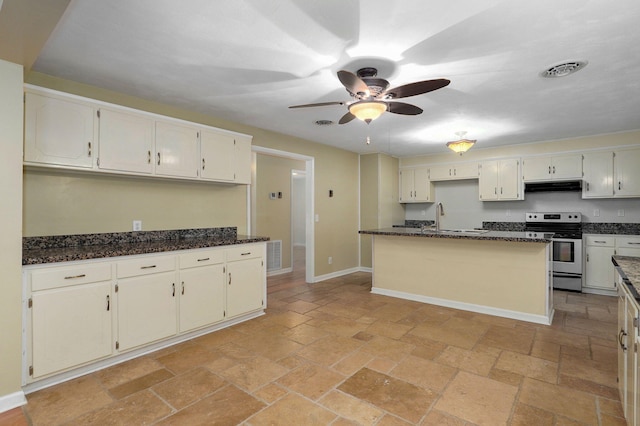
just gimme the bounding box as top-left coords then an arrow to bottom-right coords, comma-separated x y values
3,250 -> 626,425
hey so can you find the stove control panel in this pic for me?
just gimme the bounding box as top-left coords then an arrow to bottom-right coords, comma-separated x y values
525,212 -> 582,223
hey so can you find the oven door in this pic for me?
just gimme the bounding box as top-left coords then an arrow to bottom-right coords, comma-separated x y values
552,237 -> 582,275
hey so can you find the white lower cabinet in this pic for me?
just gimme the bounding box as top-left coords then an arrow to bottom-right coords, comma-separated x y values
24,243 -> 266,384
584,235 -> 640,295
618,269 -> 640,426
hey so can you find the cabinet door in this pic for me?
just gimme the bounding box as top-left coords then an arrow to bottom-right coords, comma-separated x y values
479,160 -> 499,200
399,169 -> 415,202
618,283 -> 627,405
428,165 -> 452,181
453,162 -> 479,179
413,168 -> 432,202
615,148 -> 640,197
625,299 -> 638,423
179,265 -> 225,332
24,92 -> 96,168
498,159 -> 521,200
552,155 -> 582,180
226,258 -> 264,318
234,135 -> 252,184
522,157 -> 551,182
155,121 -> 199,178
201,130 -> 235,181
585,246 -> 615,290
117,272 -> 177,351
98,108 -> 154,174
31,282 -> 112,378
582,152 -> 614,198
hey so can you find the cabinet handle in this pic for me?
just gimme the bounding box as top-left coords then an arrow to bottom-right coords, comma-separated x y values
500,187 -> 503,194
449,169 -> 452,176
594,240 -> 607,244
552,166 -> 556,174
619,329 -> 628,350
586,182 -> 590,191
619,181 -> 622,190
172,283 -> 175,297
628,242 -> 640,245
181,281 -> 185,295
494,187 -> 497,195
106,295 -> 110,311
197,257 -> 210,262
88,142 -> 92,157
586,254 -> 589,262
64,274 -> 86,280
157,152 -> 161,166
229,273 -> 232,285
148,150 -> 151,164
241,252 -> 251,256
202,158 -> 206,170
140,265 -> 156,269
548,166 -> 551,174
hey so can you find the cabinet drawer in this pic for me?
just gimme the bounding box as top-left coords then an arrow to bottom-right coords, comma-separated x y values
616,236 -> 640,249
179,249 -> 225,269
585,236 -> 615,247
226,244 -> 264,262
117,255 -> 175,278
31,263 -> 112,292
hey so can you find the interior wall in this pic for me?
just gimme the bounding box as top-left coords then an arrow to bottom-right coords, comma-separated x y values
0,59 -> 24,404
359,154 -> 379,268
292,173 -> 306,247
23,169 -> 247,236
25,72 -> 361,278
255,154 -> 305,270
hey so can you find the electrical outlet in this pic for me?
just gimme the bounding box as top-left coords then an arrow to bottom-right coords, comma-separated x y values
506,209 -> 511,217
421,210 -> 426,216
593,209 -> 600,217
618,209 -> 625,217
133,220 -> 142,231
328,256 -> 332,265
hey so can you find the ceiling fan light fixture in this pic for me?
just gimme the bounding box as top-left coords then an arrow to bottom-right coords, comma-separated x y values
349,101 -> 387,124
446,131 -> 476,155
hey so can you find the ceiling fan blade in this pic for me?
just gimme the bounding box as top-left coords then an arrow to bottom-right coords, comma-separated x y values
289,101 -> 345,109
338,112 -> 356,124
382,79 -> 450,99
387,102 -> 423,115
337,70 -> 370,97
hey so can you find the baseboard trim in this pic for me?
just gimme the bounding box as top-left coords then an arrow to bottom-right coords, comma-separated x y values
581,287 -> 616,297
314,267 -> 363,283
267,267 -> 293,277
371,287 -> 552,325
359,266 -> 372,273
0,391 -> 27,413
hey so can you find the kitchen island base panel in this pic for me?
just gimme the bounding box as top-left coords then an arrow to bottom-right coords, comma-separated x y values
372,235 -> 552,324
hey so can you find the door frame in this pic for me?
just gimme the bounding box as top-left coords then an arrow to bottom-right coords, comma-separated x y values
250,146 -> 315,283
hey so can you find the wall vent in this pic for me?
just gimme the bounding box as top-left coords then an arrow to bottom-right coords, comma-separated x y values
266,240 -> 282,272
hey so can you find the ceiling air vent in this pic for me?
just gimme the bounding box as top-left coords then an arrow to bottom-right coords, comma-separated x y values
540,61 -> 588,78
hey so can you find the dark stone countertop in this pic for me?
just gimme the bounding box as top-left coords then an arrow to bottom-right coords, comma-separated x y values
359,228 -> 553,243
613,256 -> 640,300
23,228 -> 269,266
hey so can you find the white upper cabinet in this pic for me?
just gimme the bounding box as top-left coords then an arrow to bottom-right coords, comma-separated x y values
155,121 -> 199,178
522,154 -> 582,182
583,148 -> 640,198
98,108 -> 154,174
24,92 -> 97,168
201,130 -> 235,182
429,162 -> 478,181
399,167 -> 433,203
479,158 -> 522,201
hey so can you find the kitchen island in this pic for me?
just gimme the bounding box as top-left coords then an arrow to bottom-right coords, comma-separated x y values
359,228 -> 554,325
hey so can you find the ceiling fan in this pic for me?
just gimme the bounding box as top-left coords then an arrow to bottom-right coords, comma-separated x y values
289,67 -> 450,124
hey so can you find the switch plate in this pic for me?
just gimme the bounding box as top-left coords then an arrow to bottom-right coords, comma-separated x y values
315,214 -> 319,222
328,256 -> 332,265
618,209 -> 625,217
506,209 -> 511,217
133,220 -> 142,231
593,209 -> 600,217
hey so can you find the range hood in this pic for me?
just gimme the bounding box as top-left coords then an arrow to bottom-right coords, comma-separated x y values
524,180 -> 582,193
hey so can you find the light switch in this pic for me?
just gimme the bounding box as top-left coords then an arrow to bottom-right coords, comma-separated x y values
315,214 -> 319,222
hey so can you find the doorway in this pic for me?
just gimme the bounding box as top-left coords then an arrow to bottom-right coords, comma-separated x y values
291,169 -> 306,278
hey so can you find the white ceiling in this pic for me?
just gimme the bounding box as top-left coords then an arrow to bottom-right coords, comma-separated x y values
32,0 -> 640,157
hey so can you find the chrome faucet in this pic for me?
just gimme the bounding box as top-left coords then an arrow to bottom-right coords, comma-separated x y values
435,202 -> 444,231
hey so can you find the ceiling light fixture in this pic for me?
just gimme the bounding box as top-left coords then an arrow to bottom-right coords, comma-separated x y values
348,100 -> 387,124
446,131 -> 476,155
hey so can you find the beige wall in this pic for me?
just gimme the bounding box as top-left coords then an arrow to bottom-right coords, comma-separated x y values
255,154 -> 305,270
0,60 -> 24,402
24,72 -> 360,278
400,130 -> 640,168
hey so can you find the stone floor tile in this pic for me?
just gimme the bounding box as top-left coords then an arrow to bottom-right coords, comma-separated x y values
488,368 -> 524,387
338,367 -> 436,424
518,377 -> 597,424
599,396 -> 625,418
156,385 -> 264,426
495,350 -> 559,383
366,357 -> 398,374
93,356 -> 164,388
530,338 -> 561,362
285,299 -> 320,314
559,374 -> 619,400
233,333 -> 304,361
420,410 -> 467,425
319,390 -> 385,425
559,353 -> 617,388
478,324 -> 535,354
391,354 -> 457,392
247,392 -> 336,425
25,376 -> 113,425
297,335 -> 363,366
253,383 -> 289,404
281,323 -> 328,345
109,368 -> 174,399
410,317 -> 488,350
435,371 -> 518,425
361,335 -> 415,362
191,327 -> 246,350
277,363 -> 344,400
156,344 -> 216,374
376,414 -> 414,425
435,345 -> 497,376
220,355 -> 289,392
365,320 -> 413,340
152,367 -> 226,410
509,402 -> 555,426
72,390 -> 171,425
332,350 -> 376,376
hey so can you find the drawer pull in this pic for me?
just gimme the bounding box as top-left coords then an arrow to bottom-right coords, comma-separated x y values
241,252 -> 251,256
140,265 -> 157,269
172,283 -> 175,297
64,274 -> 86,280
229,273 -> 232,285
106,295 -> 110,311
594,240 -> 607,244
182,281 -> 185,295
628,242 -> 640,245
197,257 -> 210,262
